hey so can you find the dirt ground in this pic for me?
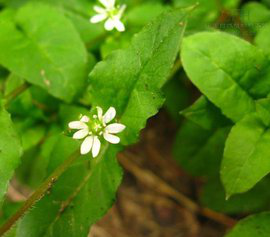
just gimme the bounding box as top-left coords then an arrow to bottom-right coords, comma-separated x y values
89,110 -> 231,237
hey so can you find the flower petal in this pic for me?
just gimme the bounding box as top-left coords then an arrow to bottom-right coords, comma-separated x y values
103,133 -> 120,144
103,107 -> 116,123
114,19 -> 125,32
90,13 -> 107,23
69,121 -> 87,130
108,0 -> 115,8
96,106 -> 103,120
73,129 -> 89,140
99,0 -> 112,8
105,123 -> 126,134
104,18 -> 115,31
117,4 -> 126,18
92,136 -> 101,158
80,136 -> 94,155
80,115 -> 90,123
93,5 -> 106,14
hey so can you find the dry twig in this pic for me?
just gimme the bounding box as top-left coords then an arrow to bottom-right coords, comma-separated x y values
118,152 -> 237,228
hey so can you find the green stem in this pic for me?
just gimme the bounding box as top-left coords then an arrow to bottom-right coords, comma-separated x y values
0,150 -> 80,236
4,82 -> 31,108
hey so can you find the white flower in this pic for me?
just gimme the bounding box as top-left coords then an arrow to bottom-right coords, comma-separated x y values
68,107 -> 125,158
90,0 -> 126,32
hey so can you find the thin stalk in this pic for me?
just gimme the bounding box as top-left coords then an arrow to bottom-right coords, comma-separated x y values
4,82 -> 31,108
0,150 -> 80,236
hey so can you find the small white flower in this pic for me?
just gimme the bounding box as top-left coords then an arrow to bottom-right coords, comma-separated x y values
90,0 -> 126,32
68,106 -> 125,158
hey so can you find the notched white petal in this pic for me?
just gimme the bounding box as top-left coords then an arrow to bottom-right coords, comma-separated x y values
92,136 -> 101,158
69,121 -> 87,130
103,107 -> 116,123
94,5 -> 106,14
81,136 -> 94,155
80,115 -> 90,123
108,0 -> 115,8
73,129 -> 89,140
117,4 -> 126,18
103,133 -> 120,144
105,123 -> 126,134
114,19 -> 125,32
99,0 -> 111,8
90,13 -> 107,23
96,106 -> 103,120
104,18 -> 115,31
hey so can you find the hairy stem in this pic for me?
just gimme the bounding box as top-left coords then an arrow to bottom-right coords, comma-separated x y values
4,82 -> 31,108
0,150 -> 80,236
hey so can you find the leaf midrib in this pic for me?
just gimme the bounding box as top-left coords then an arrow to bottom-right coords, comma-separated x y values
121,12 -> 187,118
185,42 -> 256,101
43,143 -> 111,236
228,127 -> 268,195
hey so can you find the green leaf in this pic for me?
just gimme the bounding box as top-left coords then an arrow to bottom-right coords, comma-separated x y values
0,200 -> 22,226
126,2 -> 167,26
0,103 -> 23,206
226,212 -> 270,237
59,104 -> 89,130
173,0 -> 240,32
181,96 -> 231,130
201,176 -> 270,215
181,32 -> 270,122
173,121 -> 229,176
164,77 -> 190,123
173,0 -> 218,31
14,123 -> 47,188
255,22 -> 270,56
262,0 -> 270,8
36,0 -> 104,44
100,33 -> 133,59
221,114 -> 270,197
4,74 -> 45,120
241,2 -> 270,34
0,66 -> 8,80
55,0 -> 104,44
2,0 -> 105,44
21,125 -> 45,151
255,98 -> 270,126
220,0 -> 241,8
27,127 -> 62,188
0,3 -> 88,102
90,7 -> 190,144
